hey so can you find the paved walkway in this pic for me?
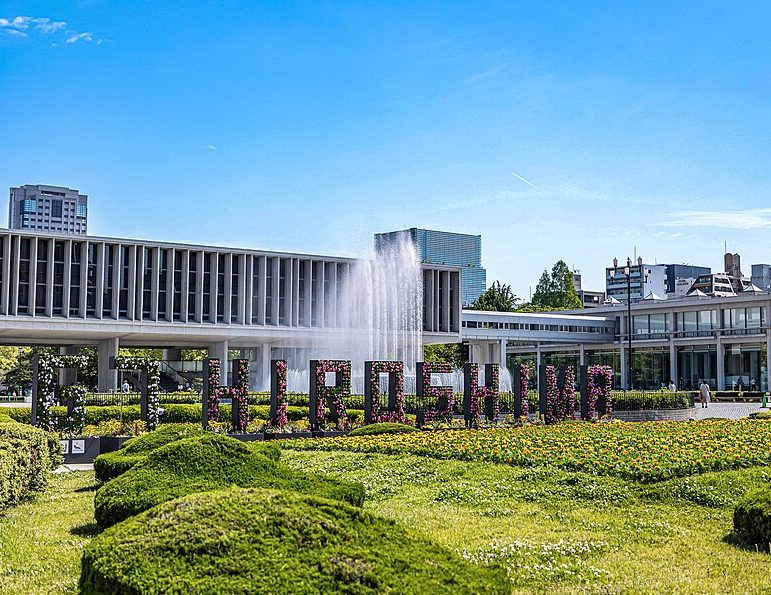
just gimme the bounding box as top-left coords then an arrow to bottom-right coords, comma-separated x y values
689,402 -> 765,420
53,464 -> 94,473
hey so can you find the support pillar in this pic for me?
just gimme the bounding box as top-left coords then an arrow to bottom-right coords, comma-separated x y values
59,346 -> 80,386
716,337 -> 725,391
163,348 -> 183,361
669,341 -> 678,387
97,338 -> 119,392
620,344 -> 628,390
259,344 -> 271,391
579,344 -> 586,366
766,329 -> 771,392
499,339 -> 507,370
208,341 -> 229,383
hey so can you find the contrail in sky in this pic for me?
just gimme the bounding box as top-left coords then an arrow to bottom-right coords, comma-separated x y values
511,172 -> 538,189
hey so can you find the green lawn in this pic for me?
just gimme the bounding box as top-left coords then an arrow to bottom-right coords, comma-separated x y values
1,451 -> 770,594
0,472 -> 98,595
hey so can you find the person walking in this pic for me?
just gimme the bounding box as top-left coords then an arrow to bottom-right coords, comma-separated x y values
698,379 -> 711,408
121,379 -> 130,394
668,380 -> 677,392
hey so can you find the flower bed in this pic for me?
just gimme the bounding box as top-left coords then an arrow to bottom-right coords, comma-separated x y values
284,420 -> 771,482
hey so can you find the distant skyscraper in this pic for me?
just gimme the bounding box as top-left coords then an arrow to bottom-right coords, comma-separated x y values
375,227 -> 486,305
8,184 -> 88,235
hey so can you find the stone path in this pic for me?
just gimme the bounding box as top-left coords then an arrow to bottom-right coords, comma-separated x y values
689,402 -> 765,420
53,464 -> 94,473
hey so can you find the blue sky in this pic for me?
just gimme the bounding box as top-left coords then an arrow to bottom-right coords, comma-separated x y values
2,2 -> 771,299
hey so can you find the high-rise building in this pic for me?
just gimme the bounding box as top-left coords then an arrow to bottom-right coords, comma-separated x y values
751,264 -> 771,291
664,264 -> 711,297
375,228 -> 486,305
8,184 -> 88,235
605,257 -> 667,301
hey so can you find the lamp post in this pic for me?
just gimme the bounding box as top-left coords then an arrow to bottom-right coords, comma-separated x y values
610,258 -> 634,390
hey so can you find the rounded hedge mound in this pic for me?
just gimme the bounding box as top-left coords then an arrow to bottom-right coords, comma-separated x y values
734,488 -> 771,548
94,433 -> 363,528
93,426 -> 281,483
348,422 -> 420,437
81,487 -> 509,594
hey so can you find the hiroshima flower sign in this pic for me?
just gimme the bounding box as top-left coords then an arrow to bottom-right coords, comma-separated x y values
202,358 -> 250,431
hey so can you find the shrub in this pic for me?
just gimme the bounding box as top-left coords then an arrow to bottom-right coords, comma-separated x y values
81,487 -> 509,594
613,392 -> 692,411
734,488 -> 771,548
349,422 -> 420,436
749,411 -> 771,420
0,421 -> 57,510
93,425 -> 208,482
94,433 -> 364,528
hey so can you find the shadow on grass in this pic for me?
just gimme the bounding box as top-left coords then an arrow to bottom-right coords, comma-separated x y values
71,522 -> 102,538
723,531 -> 770,554
74,484 -> 99,493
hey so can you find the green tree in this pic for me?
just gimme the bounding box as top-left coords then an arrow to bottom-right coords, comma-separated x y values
469,281 -> 518,312
531,260 -> 582,310
423,343 -> 468,369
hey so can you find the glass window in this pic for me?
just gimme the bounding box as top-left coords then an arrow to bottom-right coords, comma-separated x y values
633,315 -> 648,335
649,313 -> 666,333
747,307 -> 762,327
51,199 -> 63,219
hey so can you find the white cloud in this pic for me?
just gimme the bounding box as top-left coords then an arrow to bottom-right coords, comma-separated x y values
1,16 -> 100,44
206,144 -> 218,151
65,32 -> 93,44
655,208 -> 771,230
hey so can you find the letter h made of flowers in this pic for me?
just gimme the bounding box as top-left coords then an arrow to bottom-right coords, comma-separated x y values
32,352 -> 92,431
463,363 -> 500,427
203,358 -> 250,432
309,360 -> 351,431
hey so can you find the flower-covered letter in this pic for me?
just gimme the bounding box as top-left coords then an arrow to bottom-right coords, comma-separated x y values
364,361 -> 405,424
309,360 -> 351,431
416,361 -> 453,427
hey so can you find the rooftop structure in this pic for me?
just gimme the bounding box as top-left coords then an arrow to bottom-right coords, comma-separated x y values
9,185 -> 88,235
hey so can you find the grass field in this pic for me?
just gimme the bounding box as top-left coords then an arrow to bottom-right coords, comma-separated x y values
2,423 -> 771,594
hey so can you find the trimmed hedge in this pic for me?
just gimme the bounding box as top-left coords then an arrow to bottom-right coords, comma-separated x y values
94,433 -> 364,528
94,425 -> 207,482
349,422 -> 420,437
94,425 -> 281,482
7,404 -> 366,429
613,392 -> 692,411
0,418 -> 59,509
734,488 -> 771,548
81,487 -> 510,594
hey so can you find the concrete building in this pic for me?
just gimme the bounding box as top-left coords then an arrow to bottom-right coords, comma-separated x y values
375,228 -> 486,306
572,270 -> 604,308
466,293 -> 771,392
605,258 -> 667,302
751,264 -> 771,292
0,230 -> 460,391
9,185 -> 88,235
664,264 -> 711,297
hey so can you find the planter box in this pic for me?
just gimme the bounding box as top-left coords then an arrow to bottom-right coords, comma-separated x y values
230,433 -> 265,442
311,430 -> 348,438
264,431 -> 313,441
99,436 -> 133,454
61,437 -> 102,464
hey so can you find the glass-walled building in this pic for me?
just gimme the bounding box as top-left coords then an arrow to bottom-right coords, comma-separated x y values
503,294 -> 771,391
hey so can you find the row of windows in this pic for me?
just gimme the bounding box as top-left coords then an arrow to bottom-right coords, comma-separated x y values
632,308 -> 765,336
462,320 -> 612,334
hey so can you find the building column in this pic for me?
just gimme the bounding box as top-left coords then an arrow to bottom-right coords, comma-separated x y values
260,343 -> 272,391
208,341 -> 229,369
766,329 -> 771,392
669,341 -> 678,386
163,348 -> 183,361
579,344 -> 586,366
59,346 -> 79,386
97,338 -> 119,392
499,339 -> 507,370
716,337 -> 725,391
620,343 -> 628,389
